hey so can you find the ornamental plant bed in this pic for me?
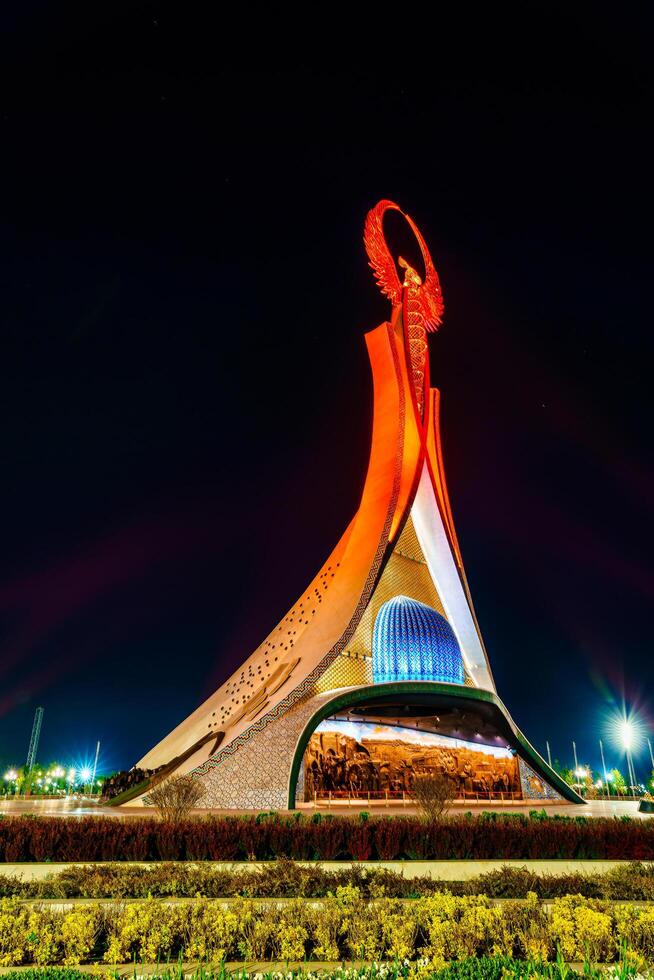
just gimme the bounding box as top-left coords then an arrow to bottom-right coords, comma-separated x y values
1,812 -> 653,863
0,892 -> 653,966
0,959 -> 637,980
2,859 -> 654,901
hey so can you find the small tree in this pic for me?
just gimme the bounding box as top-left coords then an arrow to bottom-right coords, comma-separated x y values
411,772 -> 454,820
610,768 -> 626,796
559,767 -> 575,787
147,774 -> 205,822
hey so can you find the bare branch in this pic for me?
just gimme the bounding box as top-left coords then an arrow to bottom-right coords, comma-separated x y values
147,774 -> 205,822
411,772 -> 454,820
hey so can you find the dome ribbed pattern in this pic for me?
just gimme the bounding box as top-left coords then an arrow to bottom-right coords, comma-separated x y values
372,595 -> 464,685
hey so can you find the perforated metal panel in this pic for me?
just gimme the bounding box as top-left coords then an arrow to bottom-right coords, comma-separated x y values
346,516 -> 446,661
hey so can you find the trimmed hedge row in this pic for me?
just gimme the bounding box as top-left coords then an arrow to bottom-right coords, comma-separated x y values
2,859 -> 654,900
1,891 -> 654,966
1,812 -> 653,862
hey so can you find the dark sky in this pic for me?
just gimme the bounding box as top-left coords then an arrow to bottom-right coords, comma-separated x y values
1,8 -> 652,781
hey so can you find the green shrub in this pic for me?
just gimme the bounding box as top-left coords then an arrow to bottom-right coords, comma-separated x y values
3,858 -> 654,902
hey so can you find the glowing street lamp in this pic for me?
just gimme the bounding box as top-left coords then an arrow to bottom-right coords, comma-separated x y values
619,720 -> 635,752
572,766 -> 589,797
609,710 -> 644,799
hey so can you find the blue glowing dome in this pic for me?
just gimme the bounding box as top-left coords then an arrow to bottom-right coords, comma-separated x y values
372,595 -> 464,685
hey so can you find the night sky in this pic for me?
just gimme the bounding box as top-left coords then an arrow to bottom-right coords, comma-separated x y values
1,9 -> 652,781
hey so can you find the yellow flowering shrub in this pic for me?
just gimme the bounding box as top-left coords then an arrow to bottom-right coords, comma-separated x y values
60,904 -> 102,965
337,887 -> 384,960
28,908 -> 64,966
232,898 -> 278,960
614,903 -> 654,956
271,899 -> 310,961
491,893 -> 550,960
309,894 -> 343,960
414,893 -> 483,964
104,899 -> 186,964
0,899 -> 30,966
183,898 -> 239,962
380,899 -> 418,961
3,891 -> 654,965
549,895 -> 614,963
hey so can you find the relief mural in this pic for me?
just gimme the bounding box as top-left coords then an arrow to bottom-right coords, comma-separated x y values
304,721 -> 522,801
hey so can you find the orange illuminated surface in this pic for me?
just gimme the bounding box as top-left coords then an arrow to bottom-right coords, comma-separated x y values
118,201 -> 574,810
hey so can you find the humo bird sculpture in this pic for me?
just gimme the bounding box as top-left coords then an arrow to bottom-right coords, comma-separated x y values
363,199 -> 444,418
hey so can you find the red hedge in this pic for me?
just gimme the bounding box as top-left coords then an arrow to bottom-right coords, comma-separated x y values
0,813 -> 652,862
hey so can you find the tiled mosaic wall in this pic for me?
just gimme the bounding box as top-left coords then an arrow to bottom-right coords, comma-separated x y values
199,691 -> 334,810
518,756 -> 564,801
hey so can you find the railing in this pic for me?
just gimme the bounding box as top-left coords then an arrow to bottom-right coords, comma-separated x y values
312,789 -> 523,807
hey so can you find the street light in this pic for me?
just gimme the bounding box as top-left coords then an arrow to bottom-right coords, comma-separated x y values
609,710 -> 644,799
619,720 -> 635,752
80,767 -> 92,793
574,766 -> 589,796
619,720 -> 638,796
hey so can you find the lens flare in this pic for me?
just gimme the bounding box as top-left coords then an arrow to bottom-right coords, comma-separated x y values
607,708 -> 647,755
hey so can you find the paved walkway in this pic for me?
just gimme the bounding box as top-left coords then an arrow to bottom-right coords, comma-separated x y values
0,796 -> 648,818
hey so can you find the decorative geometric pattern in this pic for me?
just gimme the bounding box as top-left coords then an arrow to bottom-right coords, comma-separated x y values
313,650 -> 372,694
200,691 -> 335,809
518,756 -> 564,802
373,595 -> 464,685
346,516 -> 446,657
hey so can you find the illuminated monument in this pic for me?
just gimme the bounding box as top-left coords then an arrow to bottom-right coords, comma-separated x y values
121,201 -> 582,809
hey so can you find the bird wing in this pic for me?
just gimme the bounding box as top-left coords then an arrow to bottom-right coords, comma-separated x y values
363,199 -> 402,305
404,212 -> 445,333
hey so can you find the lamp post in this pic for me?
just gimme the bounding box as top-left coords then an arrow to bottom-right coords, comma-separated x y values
620,721 -> 637,798
574,766 -> 589,797
599,739 -> 610,801
4,770 -> 18,797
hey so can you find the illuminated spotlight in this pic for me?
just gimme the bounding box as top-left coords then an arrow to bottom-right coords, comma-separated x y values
4,770 -> 17,781
621,720 -> 635,750
80,767 -> 93,782
574,767 -> 588,779
608,709 -> 646,753
67,768 -> 76,782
